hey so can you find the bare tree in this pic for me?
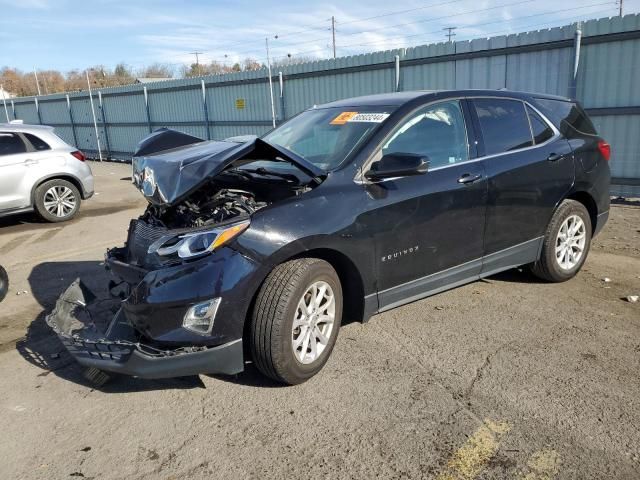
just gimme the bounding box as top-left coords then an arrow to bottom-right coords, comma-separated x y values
242,58 -> 264,71
137,63 -> 174,78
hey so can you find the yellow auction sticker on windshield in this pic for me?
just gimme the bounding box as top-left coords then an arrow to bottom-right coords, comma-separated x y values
331,112 -> 358,125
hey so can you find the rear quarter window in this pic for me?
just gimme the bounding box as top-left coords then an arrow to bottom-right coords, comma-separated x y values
24,133 -> 51,151
533,98 -> 597,136
526,106 -> 554,144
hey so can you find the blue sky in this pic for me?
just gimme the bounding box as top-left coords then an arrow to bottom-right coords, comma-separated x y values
0,0 -> 636,73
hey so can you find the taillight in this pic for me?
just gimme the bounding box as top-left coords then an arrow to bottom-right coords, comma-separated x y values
597,140 -> 610,161
71,150 -> 86,162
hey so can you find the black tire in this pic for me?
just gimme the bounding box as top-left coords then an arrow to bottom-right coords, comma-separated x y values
530,199 -> 592,282
34,179 -> 81,223
0,266 -> 8,303
250,258 -> 343,385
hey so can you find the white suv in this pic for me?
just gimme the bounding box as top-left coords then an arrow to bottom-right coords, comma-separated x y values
0,123 -> 94,222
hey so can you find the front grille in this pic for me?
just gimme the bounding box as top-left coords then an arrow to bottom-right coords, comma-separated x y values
126,219 -> 168,266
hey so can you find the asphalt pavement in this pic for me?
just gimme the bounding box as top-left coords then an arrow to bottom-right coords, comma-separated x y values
0,161 -> 638,479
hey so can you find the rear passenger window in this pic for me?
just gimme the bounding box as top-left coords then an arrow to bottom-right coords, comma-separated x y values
24,133 -> 51,151
526,106 -> 554,144
0,133 -> 26,156
473,99 -> 532,156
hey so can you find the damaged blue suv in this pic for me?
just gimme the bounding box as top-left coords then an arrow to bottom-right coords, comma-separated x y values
48,90 -> 611,385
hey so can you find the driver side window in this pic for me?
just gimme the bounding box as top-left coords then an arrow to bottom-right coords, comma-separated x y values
382,100 -> 469,169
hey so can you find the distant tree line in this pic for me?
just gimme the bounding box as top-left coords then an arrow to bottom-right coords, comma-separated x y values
1,55 -> 316,97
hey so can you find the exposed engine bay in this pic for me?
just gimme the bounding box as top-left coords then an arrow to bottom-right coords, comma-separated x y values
128,128 -> 323,231
140,169 -> 309,229
144,187 -> 266,229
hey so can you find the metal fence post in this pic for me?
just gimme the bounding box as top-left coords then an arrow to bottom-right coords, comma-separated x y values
1,85 -> 9,122
201,79 -> 211,140
143,86 -> 152,133
66,94 -> 79,148
98,91 -> 112,159
569,22 -> 582,99
34,97 -> 42,124
278,72 -> 285,121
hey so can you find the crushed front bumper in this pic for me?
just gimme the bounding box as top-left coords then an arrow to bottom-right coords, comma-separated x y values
46,280 -> 244,379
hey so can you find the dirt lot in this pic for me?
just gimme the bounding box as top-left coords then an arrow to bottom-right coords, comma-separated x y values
0,161 -> 639,479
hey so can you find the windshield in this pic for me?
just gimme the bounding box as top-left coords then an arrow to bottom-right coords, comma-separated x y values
263,106 -> 394,171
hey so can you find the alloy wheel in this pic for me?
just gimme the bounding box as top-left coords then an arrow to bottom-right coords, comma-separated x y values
555,214 -> 586,270
43,186 -> 77,218
292,280 -> 335,365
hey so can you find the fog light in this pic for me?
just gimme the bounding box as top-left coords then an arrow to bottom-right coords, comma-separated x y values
183,298 -> 220,335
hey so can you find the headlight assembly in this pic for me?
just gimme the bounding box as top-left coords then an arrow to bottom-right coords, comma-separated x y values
148,220 -> 250,260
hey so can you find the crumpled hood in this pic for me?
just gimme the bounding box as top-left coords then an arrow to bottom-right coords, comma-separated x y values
132,128 -> 324,206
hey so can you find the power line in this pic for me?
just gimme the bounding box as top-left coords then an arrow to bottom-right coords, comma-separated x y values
335,1 -> 614,50
222,2 -> 618,64
338,0 -> 537,39
335,0 -> 466,27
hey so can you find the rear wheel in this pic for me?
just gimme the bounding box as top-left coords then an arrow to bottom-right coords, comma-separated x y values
531,199 -> 592,282
34,179 -> 81,223
250,258 -> 342,385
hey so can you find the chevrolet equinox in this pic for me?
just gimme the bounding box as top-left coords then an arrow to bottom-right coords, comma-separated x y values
48,90 -> 611,385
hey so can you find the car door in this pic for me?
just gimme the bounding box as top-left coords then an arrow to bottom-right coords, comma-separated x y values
358,99 -> 488,311
469,98 -> 574,275
0,131 -> 31,210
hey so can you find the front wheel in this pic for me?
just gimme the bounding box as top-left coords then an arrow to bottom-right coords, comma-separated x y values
531,199 -> 592,282
250,258 -> 343,385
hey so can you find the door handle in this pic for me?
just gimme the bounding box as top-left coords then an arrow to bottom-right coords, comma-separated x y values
547,153 -> 564,162
457,173 -> 483,184
24,159 -> 38,165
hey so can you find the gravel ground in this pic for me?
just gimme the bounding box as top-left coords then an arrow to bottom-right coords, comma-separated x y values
0,161 -> 638,479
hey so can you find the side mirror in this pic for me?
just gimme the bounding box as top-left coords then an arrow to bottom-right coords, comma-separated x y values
364,153 -> 429,181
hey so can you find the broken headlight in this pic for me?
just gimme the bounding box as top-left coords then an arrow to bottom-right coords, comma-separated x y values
148,220 -> 250,260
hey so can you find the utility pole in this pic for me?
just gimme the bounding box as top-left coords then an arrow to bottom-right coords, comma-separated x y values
617,0 -> 624,16
85,70 -> 103,161
265,38 -> 276,129
33,68 -> 42,95
444,27 -> 457,43
190,51 -> 204,75
331,16 -> 337,59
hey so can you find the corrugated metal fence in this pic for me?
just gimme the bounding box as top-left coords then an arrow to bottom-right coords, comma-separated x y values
4,14 -> 640,195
